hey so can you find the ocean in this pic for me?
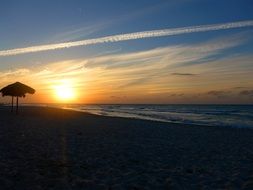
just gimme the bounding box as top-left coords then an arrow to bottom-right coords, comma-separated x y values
22,104 -> 253,128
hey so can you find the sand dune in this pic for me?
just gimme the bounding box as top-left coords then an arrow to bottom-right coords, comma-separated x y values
0,106 -> 253,189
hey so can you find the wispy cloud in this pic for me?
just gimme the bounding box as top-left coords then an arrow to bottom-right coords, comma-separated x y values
171,72 -> 197,76
240,90 -> 253,97
207,90 -> 230,98
168,93 -> 185,97
0,20 -> 253,56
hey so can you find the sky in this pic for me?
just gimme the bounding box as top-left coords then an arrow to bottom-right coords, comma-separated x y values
0,0 -> 253,104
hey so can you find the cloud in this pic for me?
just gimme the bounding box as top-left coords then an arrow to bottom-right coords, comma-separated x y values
0,20 -> 253,56
233,86 -> 247,89
0,69 -> 30,78
207,90 -> 230,98
84,33 -> 244,70
169,93 -> 184,97
239,90 -> 253,97
171,72 -> 197,76
118,77 -> 152,88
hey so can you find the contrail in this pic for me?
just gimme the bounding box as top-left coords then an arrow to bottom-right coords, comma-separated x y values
1,20 -> 253,57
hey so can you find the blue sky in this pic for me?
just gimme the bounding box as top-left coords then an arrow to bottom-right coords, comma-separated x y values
0,0 -> 253,103
1,0 -> 253,48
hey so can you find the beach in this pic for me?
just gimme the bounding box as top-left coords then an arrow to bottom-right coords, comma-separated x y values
0,106 -> 253,190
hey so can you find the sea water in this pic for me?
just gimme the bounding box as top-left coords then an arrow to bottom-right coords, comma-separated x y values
26,104 -> 253,128
15,104 -> 253,128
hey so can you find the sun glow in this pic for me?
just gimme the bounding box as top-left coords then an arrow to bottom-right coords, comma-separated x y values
53,80 -> 76,101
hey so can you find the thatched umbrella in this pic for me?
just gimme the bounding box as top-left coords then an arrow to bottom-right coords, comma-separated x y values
0,82 -> 35,114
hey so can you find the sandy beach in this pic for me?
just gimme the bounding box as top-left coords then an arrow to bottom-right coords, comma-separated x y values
0,106 -> 253,189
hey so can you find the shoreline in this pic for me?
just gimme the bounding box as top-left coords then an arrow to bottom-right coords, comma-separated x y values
3,104 -> 253,129
0,105 -> 244,129
37,106 -> 253,130
0,106 -> 253,189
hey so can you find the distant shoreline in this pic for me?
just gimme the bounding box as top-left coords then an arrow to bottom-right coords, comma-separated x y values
2,103 -> 252,128
0,105 -> 204,127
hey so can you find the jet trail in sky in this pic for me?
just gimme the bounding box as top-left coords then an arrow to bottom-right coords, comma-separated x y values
0,20 -> 253,56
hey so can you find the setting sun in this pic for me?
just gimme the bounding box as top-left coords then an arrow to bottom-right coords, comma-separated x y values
53,80 -> 76,101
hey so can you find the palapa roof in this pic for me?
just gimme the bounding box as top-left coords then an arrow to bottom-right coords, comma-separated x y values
0,82 -> 35,97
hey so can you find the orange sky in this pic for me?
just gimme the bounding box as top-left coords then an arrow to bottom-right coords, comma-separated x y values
1,40 -> 253,104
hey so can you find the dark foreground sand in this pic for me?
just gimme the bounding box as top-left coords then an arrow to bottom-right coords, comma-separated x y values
0,106 -> 253,190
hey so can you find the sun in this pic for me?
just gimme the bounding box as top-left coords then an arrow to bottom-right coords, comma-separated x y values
53,80 -> 76,101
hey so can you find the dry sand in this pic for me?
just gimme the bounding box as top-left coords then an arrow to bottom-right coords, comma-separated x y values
0,106 -> 253,190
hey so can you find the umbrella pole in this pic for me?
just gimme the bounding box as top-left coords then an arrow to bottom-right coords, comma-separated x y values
16,96 -> 19,115
11,96 -> 13,113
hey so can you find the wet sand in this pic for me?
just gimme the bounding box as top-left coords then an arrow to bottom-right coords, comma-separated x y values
0,106 -> 253,189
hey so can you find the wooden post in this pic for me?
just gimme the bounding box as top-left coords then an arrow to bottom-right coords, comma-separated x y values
11,96 -> 13,113
16,96 -> 19,115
